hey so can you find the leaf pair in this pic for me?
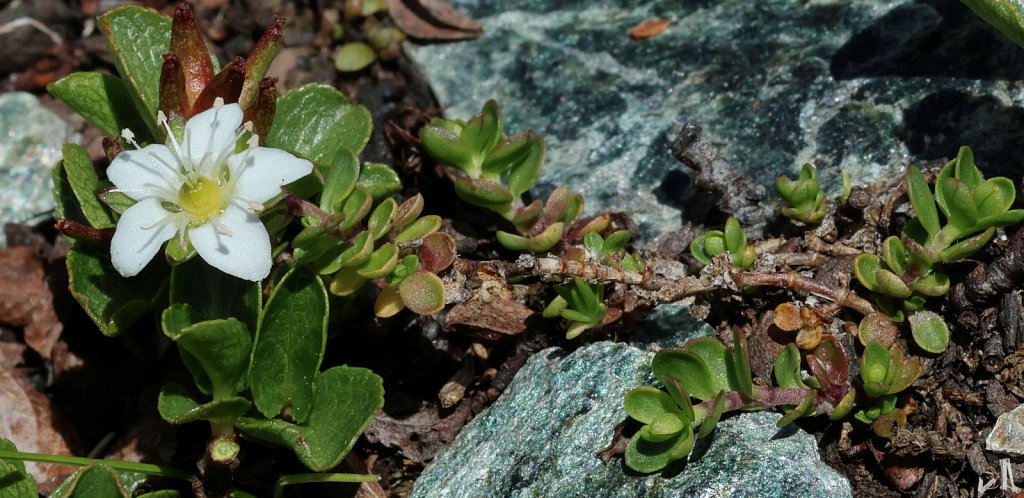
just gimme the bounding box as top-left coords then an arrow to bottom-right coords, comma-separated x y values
542,280 -> 609,339
776,164 -> 826,224
859,342 -> 922,398
689,216 -> 756,269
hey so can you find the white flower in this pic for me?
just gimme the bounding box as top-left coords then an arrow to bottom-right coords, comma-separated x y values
108,99 -> 312,281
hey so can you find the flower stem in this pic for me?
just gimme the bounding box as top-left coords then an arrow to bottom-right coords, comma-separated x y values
0,449 -> 192,481
273,473 -> 379,498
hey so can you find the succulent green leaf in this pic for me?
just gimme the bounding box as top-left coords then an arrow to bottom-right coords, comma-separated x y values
48,72 -> 151,141
367,198 -> 398,241
689,235 -> 711,265
853,253 -> 882,292
395,194 -> 425,229
460,99 -> 502,163
236,366 -> 384,472
395,215 -> 442,244
157,383 -> 251,424
267,84 -> 372,162
652,350 -> 719,401
525,223 -> 565,253
624,387 -> 680,424
0,439 -> 37,498
703,232 -> 726,256
974,177 -> 1016,219
452,176 -> 514,209
725,330 -> 754,399
939,228 -> 995,263
648,412 -> 686,440
340,186 -> 372,230
776,390 -> 816,427
940,177 -> 978,230
504,133 -> 545,198
67,246 -> 167,336
602,230 -> 631,255
723,217 -> 745,254
338,231 -> 373,268
860,341 -> 891,396
319,150 -> 360,212
775,175 -> 796,200
328,265 -> 368,297
972,210 -> 1024,233
908,310 -> 949,354
881,345 -> 923,395
50,464 -> 128,498
911,271 -> 950,297
481,131 -> 533,178
356,243 -> 399,279
333,42 -> 377,72
829,390 -> 857,420
583,231 -> 604,256
61,143 -> 116,229
905,166 -> 940,237
250,267 -> 328,424
773,343 -> 806,389
953,145 -> 983,189
874,269 -> 912,298
880,236 -> 908,276
495,231 -> 530,251
962,0 -> 1024,49
398,270 -> 446,315
357,163 -> 402,200
625,425 -> 694,473
421,125 -> 473,173
98,5 -> 172,137
543,295 -> 568,319
684,337 -> 731,394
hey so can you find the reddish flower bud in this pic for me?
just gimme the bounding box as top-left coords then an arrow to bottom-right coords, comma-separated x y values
159,53 -> 190,117
192,57 -> 245,112
240,16 -> 285,108
55,218 -> 114,244
243,77 -> 278,142
170,3 -> 214,106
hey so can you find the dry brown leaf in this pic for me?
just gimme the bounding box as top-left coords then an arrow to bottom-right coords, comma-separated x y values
446,297 -> 533,335
386,0 -> 483,41
0,246 -> 62,359
628,18 -> 670,40
0,342 -> 27,371
105,417 -> 177,465
0,370 -> 76,494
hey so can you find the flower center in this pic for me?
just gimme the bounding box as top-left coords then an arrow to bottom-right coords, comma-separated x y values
178,176 -> 225,221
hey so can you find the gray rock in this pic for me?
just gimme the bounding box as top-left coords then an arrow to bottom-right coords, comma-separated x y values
411,341 -> 851,498
407,0 -> 1024,242
0,92 -> 72,247
987,403 -> 1024,456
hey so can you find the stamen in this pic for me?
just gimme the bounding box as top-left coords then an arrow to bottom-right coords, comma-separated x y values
178,228 -> 187,252
159,111 -> 190,172
141,212 -> 181,231
120,129 -> 142,150
232,197 -> 263,212
214,97 -> 224,110
243,121 -> 254,132
214,220 -> 233,236
246,134 -> 259,149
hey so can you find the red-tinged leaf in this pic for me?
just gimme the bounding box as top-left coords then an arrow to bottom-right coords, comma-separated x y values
192,57 -> 245,114
159,53 -> 188,117
170,3 -> 214,106
386,0 -> 483,41
418,231 -> 457,273
240,17 -> 285,109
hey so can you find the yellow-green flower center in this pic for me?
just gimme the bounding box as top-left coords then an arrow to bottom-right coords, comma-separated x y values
178,176 -> 225,221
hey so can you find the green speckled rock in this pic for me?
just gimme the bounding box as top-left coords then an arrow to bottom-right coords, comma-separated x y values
408,0 -> 1024,241
411,341 -> 851,497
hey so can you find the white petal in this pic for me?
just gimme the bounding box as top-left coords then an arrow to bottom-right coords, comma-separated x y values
180,103 -> 244,174
110,198 -> 177,277
227,147 -> 314,204
190,203 -> 272,281
106,144 -> 181,200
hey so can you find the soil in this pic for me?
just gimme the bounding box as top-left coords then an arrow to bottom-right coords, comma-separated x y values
0,1 -> 1021,497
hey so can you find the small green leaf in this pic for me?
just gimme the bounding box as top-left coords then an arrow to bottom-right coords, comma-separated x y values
338,231 -> 373,269
62,144 -> 116,229
421,125 -> 473,173
236,366 -> 384,472
460,99 -> 502,163
939,228 -> 995,263
452,176 -> 514,209
880,236 -> 908,276
773,343 -> 806,389
398,271 -> 446,315
625,425 -> 694,473
67,246 -> 167,336
98,188 -> 136,214
250,267 -> 328,423
50,465 -> 129,498
973,177 -> 1015,219
776,390 -> 816,427
0,439 -> 37,498
684,337 -> 731,394
648,412 -> 686,439
394,215 -> 441,244
853,253 -> 882,292
905,166 -> 939,237
504,133 -> 545,198
169,257 -> 261,333
165,318 -> 252,397
973,210 -> 1024,233
356,243 -> 398,279
698,391 -> 727,438
267,84 -> 372,161
908,310 -> 949,354
98,5 -> 172,137
48,72 -> 151,140
341,186 -> 372,230
481,131 -> 533,178
157,383 -> 251,424
723,217 -> 745,254
861,342 -> 890,388
725,330 -> 754,399
703,231 -> 726,257
689,235 -> 711,265
357,163 -> 402,200
293,226 -> 341,265
874,269 -> 912,298
911,272 -> 950,297
651,350 -> 719,401
940,177 -> 978,230
495,231 -> 529,251
624,387 -> 679,424
333,42 -> 377,72
366,199 -> 397,241
954,145 -> 983,189
395,194 -> 425,229
319,150 -> 360,212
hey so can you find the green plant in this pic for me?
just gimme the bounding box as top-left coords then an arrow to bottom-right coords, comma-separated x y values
542,279 -> 613,339
689,216 -> 756,269
853,147 -> 1023,353
420,100 -> 584,253
776,163 -> 827,224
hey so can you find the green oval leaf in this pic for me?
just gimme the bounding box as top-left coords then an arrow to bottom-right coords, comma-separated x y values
236,366 -> 384,472
460,99 -> 502,163
395,215 -> 442,244
267,84 -> 372,161
938,228 -> 995,263
880,236 -> 908,276
940,177 -> 978,230
398,270 -> 446,315
648,412 -> 686,439
652,350 -> 718,402
773,343 -> 806,389
908,310 -> 949,354
905,165 -> 939,237
250,266 -> 328,423
165,318 -> 252,397
874,269 -> 912,298
50,464 -> 128,498
723,217 -> 745,254
357,163 -> 403,200
333,42 -> 376,72
684,337 -> 731,394
504,133 -> 545,198
341,186 -> 373,230
61,143 -> 116,229
452,176 -> 514,208
367,198 -> 397,241
157,383 -> 251,425
356,243 -> 399,279
421,125 -> 473,173
974,177 -> 1016,219
624,387 -> 679,424
67,246 -> 167,337
625,425 -> 694,473
319,150 -> 360,213
48,72 -> 151,141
